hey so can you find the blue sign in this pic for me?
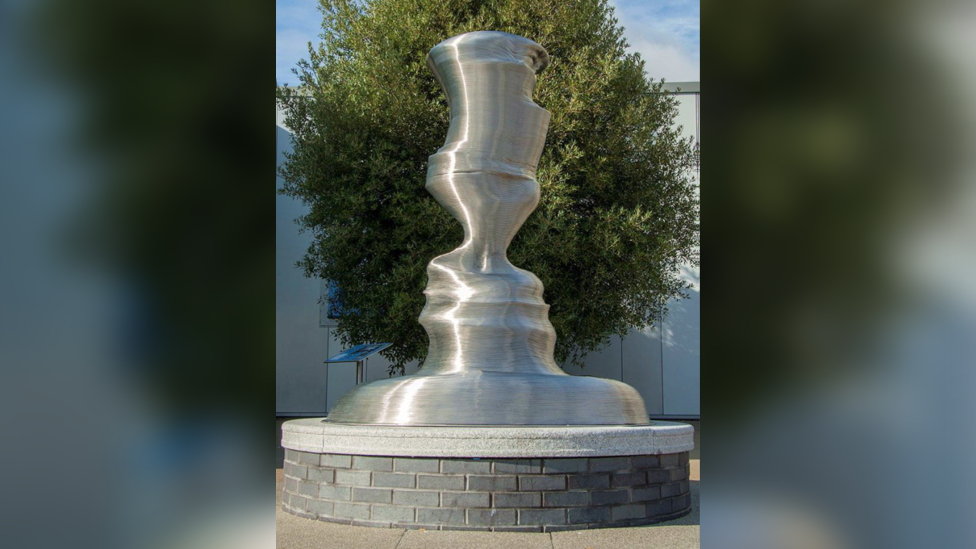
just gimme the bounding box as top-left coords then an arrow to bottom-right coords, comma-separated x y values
325,343 -> 392,363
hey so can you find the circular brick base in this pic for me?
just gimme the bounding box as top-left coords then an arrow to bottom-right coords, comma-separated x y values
281,450 -> 692,532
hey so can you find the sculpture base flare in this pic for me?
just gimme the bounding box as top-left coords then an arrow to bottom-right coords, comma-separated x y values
325,372 -> 651,426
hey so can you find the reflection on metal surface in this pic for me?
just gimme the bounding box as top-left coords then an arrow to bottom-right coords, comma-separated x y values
326,32 -> 650,426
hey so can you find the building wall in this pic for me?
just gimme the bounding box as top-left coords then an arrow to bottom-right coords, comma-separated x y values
275,84 -> 700,418
276,111 -> 330,415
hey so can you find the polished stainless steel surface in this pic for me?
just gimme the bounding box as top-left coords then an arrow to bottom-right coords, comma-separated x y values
326,32 -> 650,426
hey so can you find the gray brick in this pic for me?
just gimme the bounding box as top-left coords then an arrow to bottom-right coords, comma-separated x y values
647,470 -> 672,484
467,509 -> 517,526
467,475 -> 517,492
568,474 -> 610,490
633,486 -> 662,502
320,454 -> 353,469
493,492 -> 542,508
492,526 -> 544,532
519,509 -> 567,526
671,493 -> 693,512
372,505 -> 416,523
320,485 -> 352,501
352,487 -> 392,504
670,466 -> 690,481
441,525 -> 491,532
612,504 -> 647,521
519,475 -> 566,492
661,482 -> 683,498
418,475 -> 465,491
353,456 -> 394,472
299,452 -> 320,466
393,490 -> 440,507
281,491 -> 294,507
318,515 -> 352,526
545,525 -> 586,533
648,499 -> 673,516
543,491 -> 589,508
590,457 -> 631,473
441,460 -> 491,474
542,459 -> 588,474
373,472 -> 416,489
611,472 -> 647,488
286,494 -> 308,512
308,468 -> 334,484
680,480 -> 691,494
333,502 -> 370,520
660,453 -> 681,468
441,492 -> 490,508
395,458 -> 440,473
284,449 -> 301,463
493,460 -> 543,474
284,462 -> 307,480
591,490 -> 629,506
632,455 -> 661,469
351,520 -> 392,529
290,507 -> 317,520
284,477 -> 299,493
307,499 -> 334,517
569,507 -> 610,524
679,452 -> 690,465
418,508 -> 466,525
298,480 -> 319,498
335,469 -> 372,486
399,524 -> 434,531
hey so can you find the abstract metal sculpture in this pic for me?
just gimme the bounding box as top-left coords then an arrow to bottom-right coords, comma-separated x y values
326,31 -> 649,426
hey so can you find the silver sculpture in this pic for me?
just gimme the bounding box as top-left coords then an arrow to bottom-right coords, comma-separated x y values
326,32 -> 650,426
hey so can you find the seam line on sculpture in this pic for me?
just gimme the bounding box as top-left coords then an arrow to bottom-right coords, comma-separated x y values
428,168 -> 536,179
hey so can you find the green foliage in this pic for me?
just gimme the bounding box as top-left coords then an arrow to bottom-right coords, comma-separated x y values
277,0 -> 699,373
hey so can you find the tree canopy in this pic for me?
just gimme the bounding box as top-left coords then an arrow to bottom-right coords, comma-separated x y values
276,0 -> 700,373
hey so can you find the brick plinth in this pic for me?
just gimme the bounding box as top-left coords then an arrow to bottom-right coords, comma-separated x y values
281,450 -> 692,532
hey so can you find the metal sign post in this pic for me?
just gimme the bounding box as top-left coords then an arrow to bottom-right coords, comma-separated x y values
323,343 -> 393,413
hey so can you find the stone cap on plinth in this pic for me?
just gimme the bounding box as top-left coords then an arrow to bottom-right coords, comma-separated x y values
282,419 -> 694,459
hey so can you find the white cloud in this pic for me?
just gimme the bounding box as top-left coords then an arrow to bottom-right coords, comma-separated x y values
276,29 -> 313,85
276,0 -> 321,85
627,38 -> 700,82
610,0 -> 701,82
274,0 -> 700,84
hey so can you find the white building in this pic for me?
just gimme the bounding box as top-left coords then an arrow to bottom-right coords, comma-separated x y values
275,83 -> 700,419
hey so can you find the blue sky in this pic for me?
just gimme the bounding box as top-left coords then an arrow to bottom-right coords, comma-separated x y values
276,0 -> 700,86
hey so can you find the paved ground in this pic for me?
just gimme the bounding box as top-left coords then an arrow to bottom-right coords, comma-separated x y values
275,461 -> 700,549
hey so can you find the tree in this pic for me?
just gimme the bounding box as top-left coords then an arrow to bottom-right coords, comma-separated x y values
276,0 -> 700,374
